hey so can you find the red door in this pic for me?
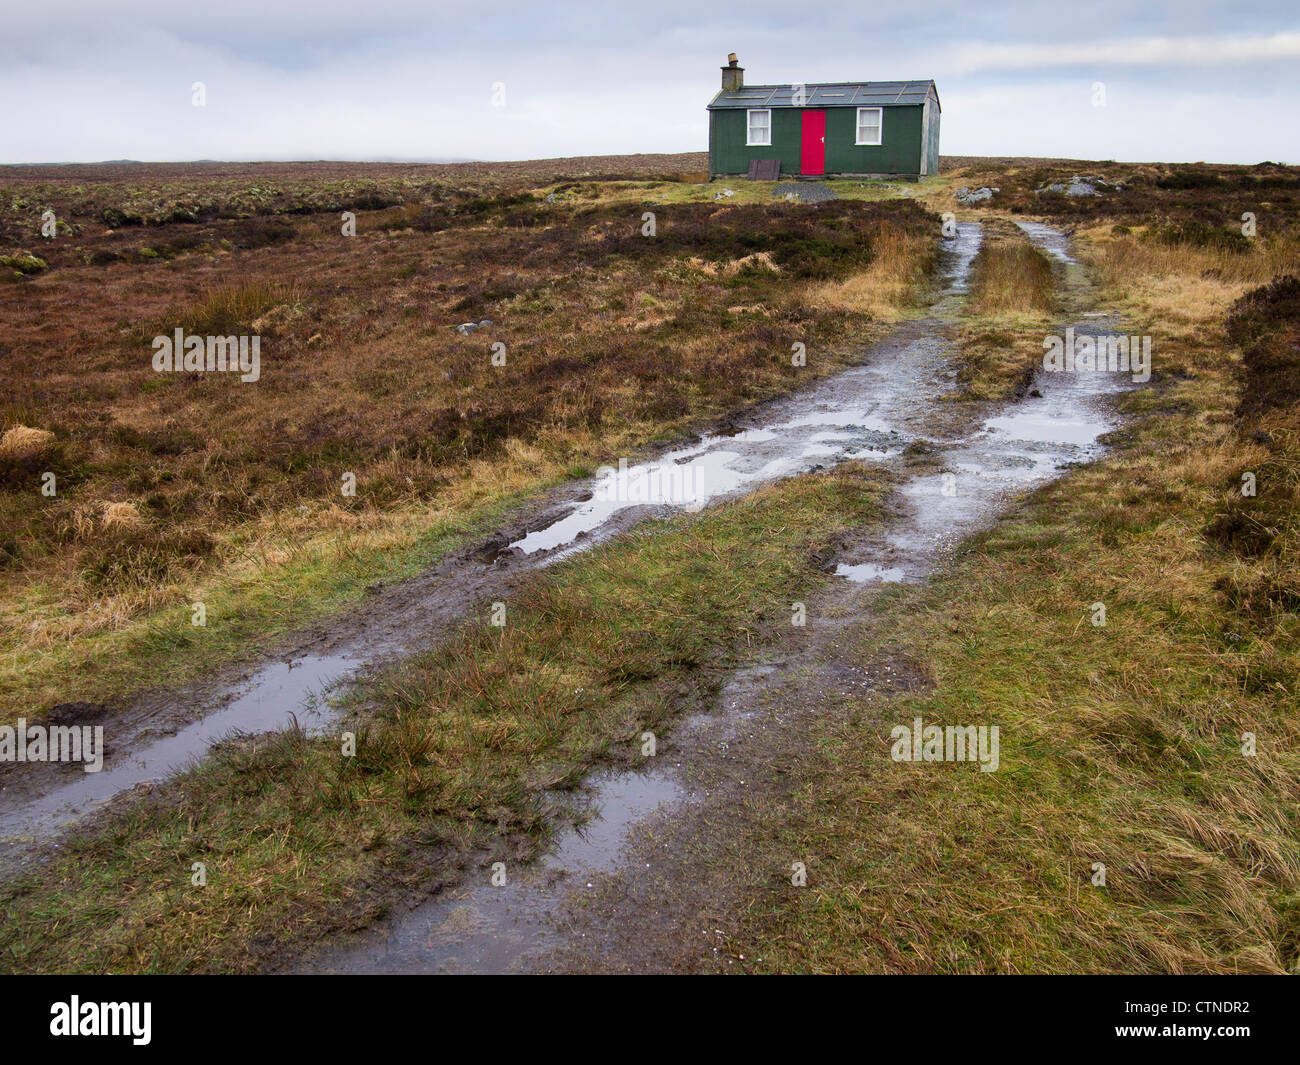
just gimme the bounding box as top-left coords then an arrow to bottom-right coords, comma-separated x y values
800,110 -> 826,176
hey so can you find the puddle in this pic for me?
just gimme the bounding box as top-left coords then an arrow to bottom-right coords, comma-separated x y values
984,407 -> 1110,447
879,326 -> 1123,574
299,769 -> 684,974
0,653 -> 351,848
834,563 -> 909,583
510,225 -> 984,559
1014,220 -> 1077,263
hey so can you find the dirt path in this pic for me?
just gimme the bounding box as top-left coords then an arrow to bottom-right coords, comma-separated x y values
289,221 -> 1133,973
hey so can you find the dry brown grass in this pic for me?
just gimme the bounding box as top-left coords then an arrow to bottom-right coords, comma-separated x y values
0,425 -> 54,460
1083,224 -> 1300,319
98,501 -> 146,533
948,220 -> 1056,401
806,223 -> 935,320
969,218 -> 1055,316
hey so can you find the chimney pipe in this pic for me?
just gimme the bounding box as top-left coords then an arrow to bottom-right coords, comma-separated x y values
721,53 -> 743,91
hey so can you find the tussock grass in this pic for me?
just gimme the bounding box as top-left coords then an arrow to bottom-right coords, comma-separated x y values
0,425 -> 61,497
95,500 -> 146,533
0,426 -> 55,461
183,279 -> 301,336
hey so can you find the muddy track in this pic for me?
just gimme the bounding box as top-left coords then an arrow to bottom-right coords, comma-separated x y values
286,221 -> 1134,973
3,220 -> 1125,974
0,225 -> 976,873
0,465 -> 754,870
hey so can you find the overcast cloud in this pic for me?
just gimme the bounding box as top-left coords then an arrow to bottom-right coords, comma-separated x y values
3,1 -> 1297,164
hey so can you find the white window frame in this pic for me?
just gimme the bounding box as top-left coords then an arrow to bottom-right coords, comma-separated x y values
746,109 -> 772,147
855,107 -> 883,146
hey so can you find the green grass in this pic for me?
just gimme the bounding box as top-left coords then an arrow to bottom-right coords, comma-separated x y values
535,175 -> 944,210
0,463 -> 889,973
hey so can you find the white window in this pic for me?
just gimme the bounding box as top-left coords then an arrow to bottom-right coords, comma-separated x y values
856,107 -> 883,145
746,109 -> 771,146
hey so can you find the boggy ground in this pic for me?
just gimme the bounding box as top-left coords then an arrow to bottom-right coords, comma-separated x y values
1,155 -> 1298,973
309,162 -> 1300,975
295,216 -> 1121,974
443,170 -> 1300,975
0,153 -> 940,970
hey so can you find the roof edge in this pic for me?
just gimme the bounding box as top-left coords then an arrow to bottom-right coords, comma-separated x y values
706,80 -> 938,111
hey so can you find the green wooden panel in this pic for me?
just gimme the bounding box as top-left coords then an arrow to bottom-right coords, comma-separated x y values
824,106 -> 922,175
710,105 -> 925,177
709,108 -> 801,177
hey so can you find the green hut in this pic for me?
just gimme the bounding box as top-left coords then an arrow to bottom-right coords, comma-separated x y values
707,54 -> 940,180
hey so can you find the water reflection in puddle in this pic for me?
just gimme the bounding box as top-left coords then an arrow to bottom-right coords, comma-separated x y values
0,654 -> 352,846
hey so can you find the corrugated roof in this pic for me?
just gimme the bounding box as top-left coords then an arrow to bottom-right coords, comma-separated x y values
708,81 -> 938,111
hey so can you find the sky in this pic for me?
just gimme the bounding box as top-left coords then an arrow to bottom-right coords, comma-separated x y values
2,1 -> 1298,165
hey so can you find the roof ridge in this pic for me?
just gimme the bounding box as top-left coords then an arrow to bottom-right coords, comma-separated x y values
722,79 -> 934,90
